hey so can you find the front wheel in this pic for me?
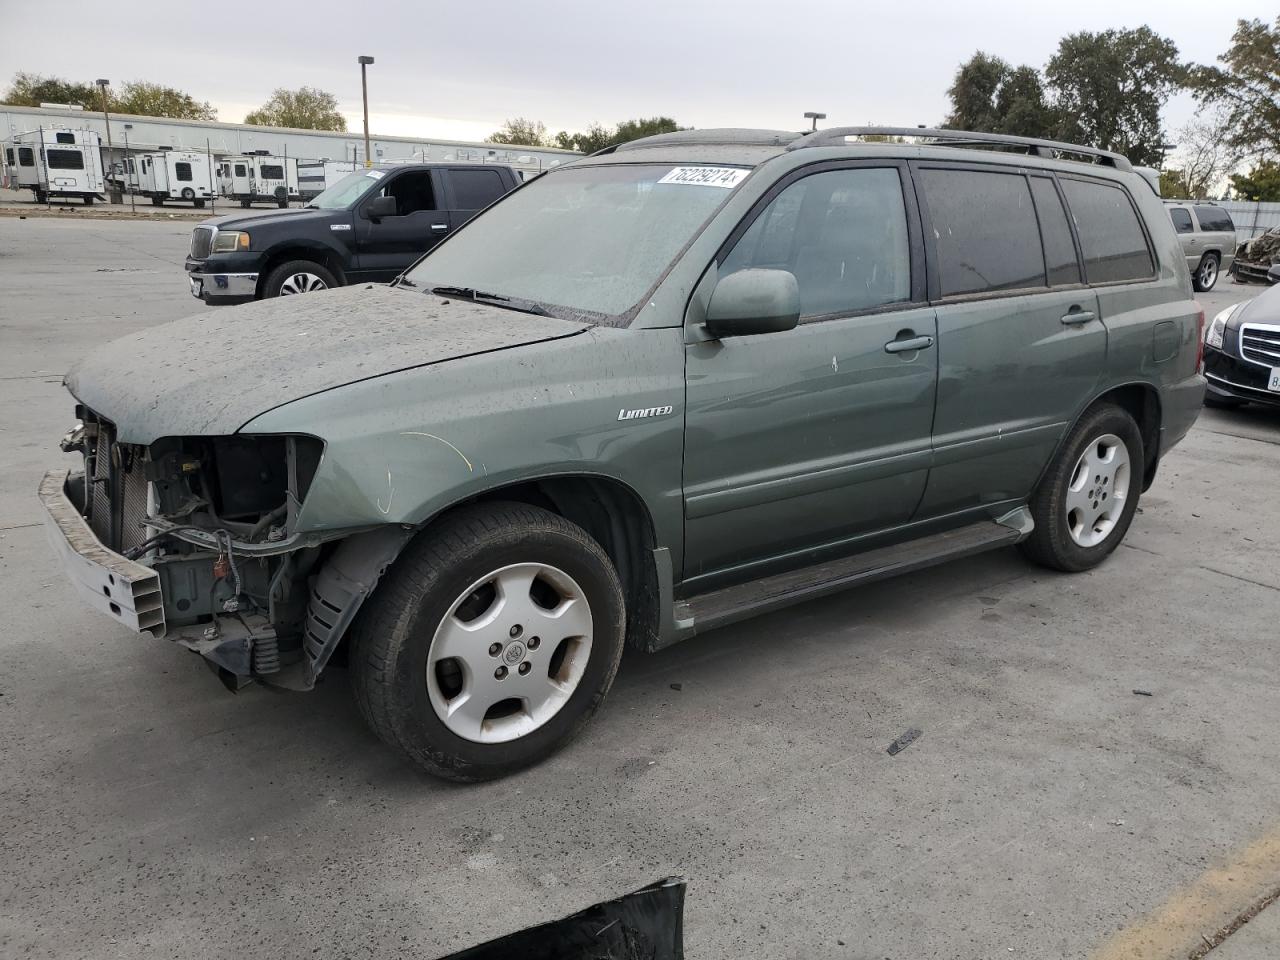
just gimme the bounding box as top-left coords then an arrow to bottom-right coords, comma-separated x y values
262,259 -> 337,298
1192,253 -> 1220,292
351,503 -> 626,781
1019,403 -> 1144,572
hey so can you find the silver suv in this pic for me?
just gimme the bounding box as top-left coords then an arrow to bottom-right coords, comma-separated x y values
1165,201 -> 1236,292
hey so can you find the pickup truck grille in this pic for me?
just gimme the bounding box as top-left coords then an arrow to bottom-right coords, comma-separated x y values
84,416 -> 150,554
1240,324 -> 1280,368
189,225 -> 215,260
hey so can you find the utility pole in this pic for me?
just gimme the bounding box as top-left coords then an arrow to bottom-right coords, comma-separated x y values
122,123 -> 135,214
358,56 -> 375,168
97,79 -> 122,203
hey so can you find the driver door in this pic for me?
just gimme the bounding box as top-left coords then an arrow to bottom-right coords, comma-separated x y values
353,169 -> 446,282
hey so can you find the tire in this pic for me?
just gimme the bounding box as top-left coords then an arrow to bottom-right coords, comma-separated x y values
240,199 -> 251,209
35,190 -> 46,204
151,196 -> 162,206
181,187 -> 195,201
82,196 -> 94,206
262,259 -> 338,298
193,199 -> 206,209
351,502 -> 626,781
1019,403 -> 1144,573
277,199 -> 289,208
1192,253 -> 1220,292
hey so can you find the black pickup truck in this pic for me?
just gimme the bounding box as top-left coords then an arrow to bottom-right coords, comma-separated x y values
184,163 -> 521,304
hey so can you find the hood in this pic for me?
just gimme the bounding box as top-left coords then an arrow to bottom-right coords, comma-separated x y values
197,207 -> 327,232
1230,283 -> 1280,329
66,284 -> 587,444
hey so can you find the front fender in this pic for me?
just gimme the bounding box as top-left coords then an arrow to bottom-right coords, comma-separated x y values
240,325 -> 688,567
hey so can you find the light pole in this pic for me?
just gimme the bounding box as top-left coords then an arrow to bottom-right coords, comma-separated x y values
96,79 -> 122,203
803,111 -> 826,132
122,123 -> 135,213
358,55 -> 374,168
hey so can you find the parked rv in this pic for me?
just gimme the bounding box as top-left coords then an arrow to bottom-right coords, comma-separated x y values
4,129 -> 105,204
135,149 -> 214,208
217,154 -> 300,208
298,159 -> 359,201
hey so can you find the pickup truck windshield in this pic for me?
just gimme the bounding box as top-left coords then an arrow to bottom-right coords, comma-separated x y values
307,170 -> 382,210
405,163 -> 749,321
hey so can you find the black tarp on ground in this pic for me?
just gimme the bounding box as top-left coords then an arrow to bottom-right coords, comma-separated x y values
437,877 -> 685,960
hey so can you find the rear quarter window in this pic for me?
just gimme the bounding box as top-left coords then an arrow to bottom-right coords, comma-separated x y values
1060,178 -> 1155,284
1193,205 -> 1234,233
1169,207 -> 1194,233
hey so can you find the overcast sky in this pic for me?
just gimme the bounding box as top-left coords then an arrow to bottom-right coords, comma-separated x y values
1,0 -> 1273,148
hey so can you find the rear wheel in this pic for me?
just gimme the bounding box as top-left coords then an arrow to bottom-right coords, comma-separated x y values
240,199 -> 251,209
1192,253 -> 1220,292
263,259 -> 337,298
193,199 -> 206,209
1019,403 -> 1144,572
82,196 -> 94,206
351,503 -> 626,781
151,196 -> 162,206
181,187 -> 195,201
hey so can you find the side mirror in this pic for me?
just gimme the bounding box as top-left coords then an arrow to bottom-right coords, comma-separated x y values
705,268 -> 801,337
1268,263 -> 1280,286
366,194 -> 398,221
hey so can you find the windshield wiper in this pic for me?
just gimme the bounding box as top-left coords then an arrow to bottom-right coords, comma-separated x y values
393,276 -> 417,288
430,286 -> 550,316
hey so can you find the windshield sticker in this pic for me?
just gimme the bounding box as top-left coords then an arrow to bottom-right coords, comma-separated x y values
365,170 -> 385,180
657,167 -> 749,188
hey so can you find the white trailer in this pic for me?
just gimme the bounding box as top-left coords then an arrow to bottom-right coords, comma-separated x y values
136,150 -> 214,207
216,154 -> 300,208
4,128 -> 105,204
298,159 -> 359,200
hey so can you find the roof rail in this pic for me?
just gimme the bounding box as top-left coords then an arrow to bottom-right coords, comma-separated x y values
787,126 -> 1133,171
607,128 -> 803,153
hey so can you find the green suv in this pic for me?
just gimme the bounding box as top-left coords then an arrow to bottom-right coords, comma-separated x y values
41,127 -> 1205,781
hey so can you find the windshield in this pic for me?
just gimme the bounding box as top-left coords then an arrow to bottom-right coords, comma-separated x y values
405,163 -> 750,321
307,170 -> 383,210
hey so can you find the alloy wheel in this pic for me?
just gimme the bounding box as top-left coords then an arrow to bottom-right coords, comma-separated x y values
278,272 -> 329,295
426,563 -> 593,744
1064,433 -> 1130,548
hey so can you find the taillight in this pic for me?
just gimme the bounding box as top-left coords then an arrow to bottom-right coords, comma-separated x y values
1195,303 -> 1205,372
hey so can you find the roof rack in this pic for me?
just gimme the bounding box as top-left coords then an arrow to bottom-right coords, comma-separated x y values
787,126 -> 1132,171
596,128 -> 803,156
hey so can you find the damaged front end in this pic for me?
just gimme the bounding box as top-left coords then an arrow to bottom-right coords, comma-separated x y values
1232,228 -> 1280,284
41,406 -> 408,691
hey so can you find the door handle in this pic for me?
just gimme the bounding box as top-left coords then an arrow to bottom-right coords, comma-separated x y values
431,223 -> 449,232
1061,309 -> 1096,325
884,335 -> 935,354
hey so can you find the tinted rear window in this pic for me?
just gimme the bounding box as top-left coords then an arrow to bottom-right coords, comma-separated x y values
1060,179 -> 1154,284
1169,207 -> 1194,233
1029,177 -> 1081,286
1194,205 -> 1234,233
450,168 -> 507,209
919,167 -> 1045,296
46,149 -> 85,170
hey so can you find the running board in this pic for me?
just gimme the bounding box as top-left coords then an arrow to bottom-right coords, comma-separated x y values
675,511 -> 1030,637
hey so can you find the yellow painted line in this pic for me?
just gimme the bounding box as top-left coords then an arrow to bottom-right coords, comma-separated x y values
1090,824 -> 1280,960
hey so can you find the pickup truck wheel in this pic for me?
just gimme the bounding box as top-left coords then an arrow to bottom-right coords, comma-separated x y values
263,260 -> 337,297
1018,403 -> 1143,573
350,502 -> 626,781
1192,253 -> 1220,292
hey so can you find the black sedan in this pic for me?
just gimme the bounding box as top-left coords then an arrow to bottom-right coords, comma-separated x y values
1203,282 -> 1280,408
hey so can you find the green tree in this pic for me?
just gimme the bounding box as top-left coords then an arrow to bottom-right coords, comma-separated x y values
1189,17 -> 1280,162
553,116 -> 683,153
1229,160 -> 1280,201
1159,170 -> 1191,199
115,81 -> 216,121
1045,27 -> 1185,167
245,87 -> 346,131
943,54 -> 1057,138
487,117 -> 549,146
3,71 -> 98,110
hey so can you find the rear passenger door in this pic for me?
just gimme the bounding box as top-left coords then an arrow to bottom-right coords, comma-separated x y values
912,164 -> 1104,518
1169,206 -> 1199,270
444,166 -> 511,230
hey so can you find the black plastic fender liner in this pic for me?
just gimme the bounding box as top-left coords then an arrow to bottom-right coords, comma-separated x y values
437,877 -> 685,960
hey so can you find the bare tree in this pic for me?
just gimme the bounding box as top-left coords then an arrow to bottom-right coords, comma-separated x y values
1165,110 -> 1237,198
